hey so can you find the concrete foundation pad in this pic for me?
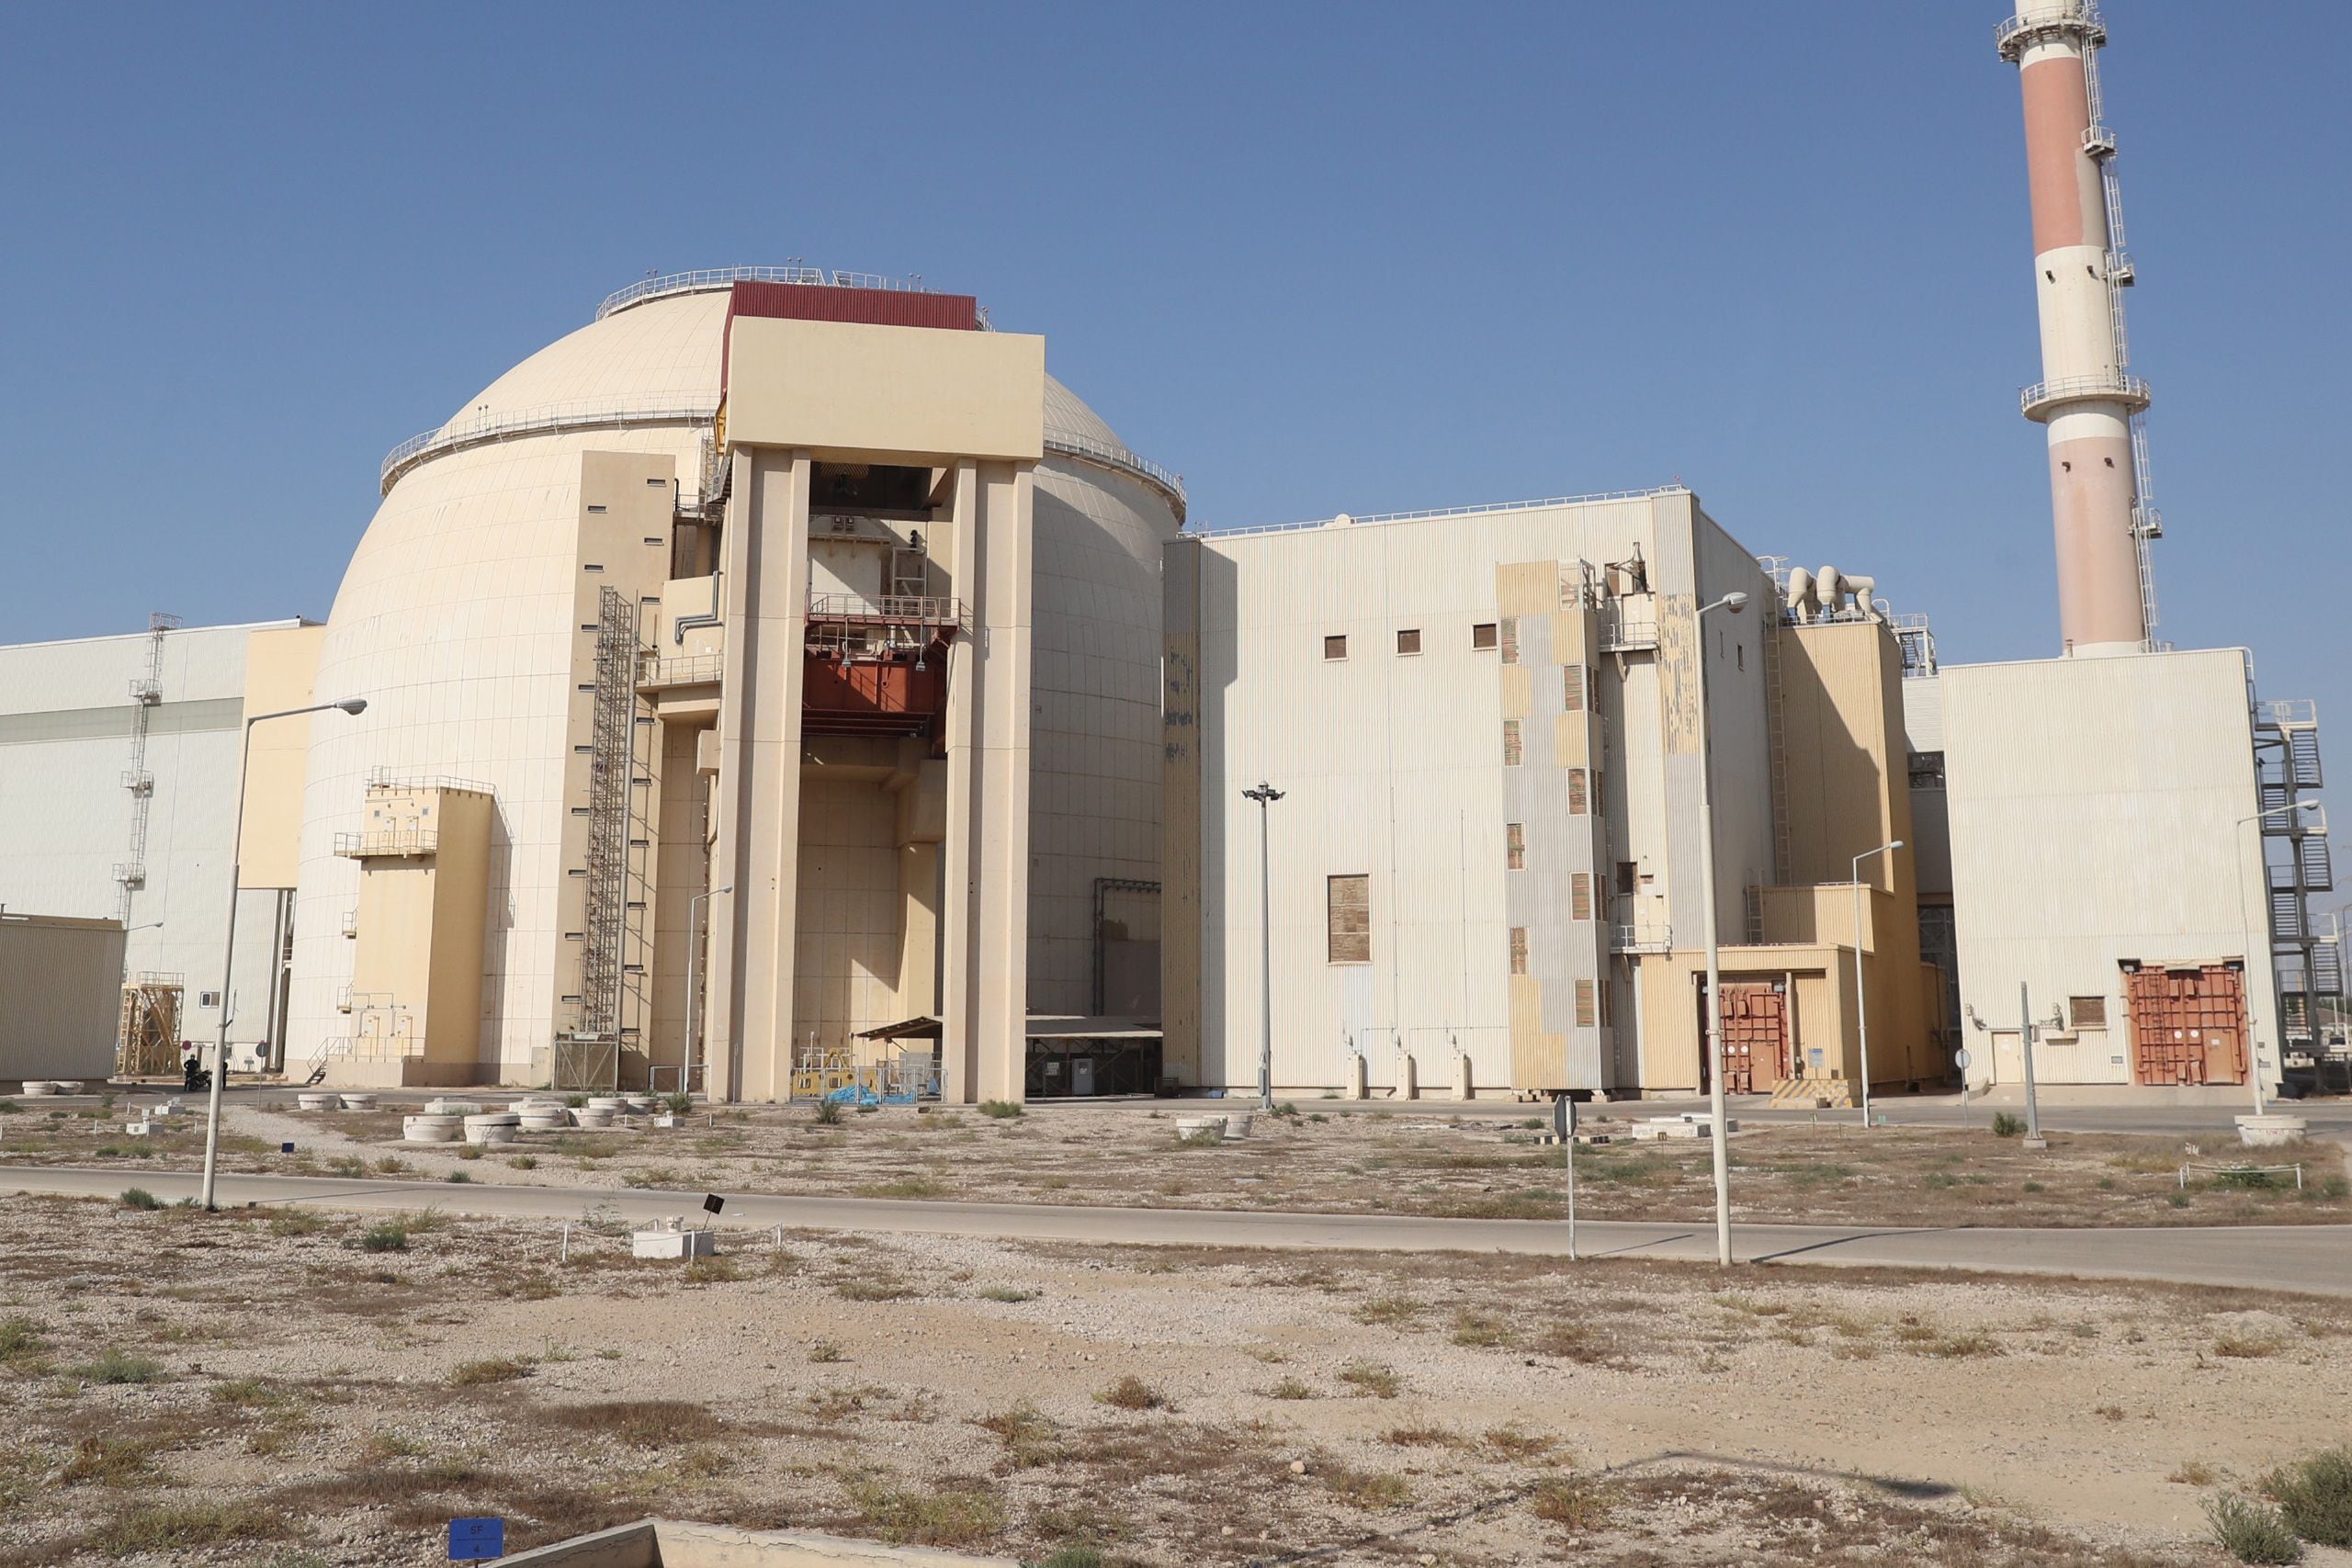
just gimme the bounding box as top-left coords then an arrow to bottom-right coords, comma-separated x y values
497,1517 -> 1015,1565
2237,1114 -> 2308,1148
631,1225 -> 718,1260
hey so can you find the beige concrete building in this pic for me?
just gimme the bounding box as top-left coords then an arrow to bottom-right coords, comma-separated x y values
1164,489 -> 1944,1100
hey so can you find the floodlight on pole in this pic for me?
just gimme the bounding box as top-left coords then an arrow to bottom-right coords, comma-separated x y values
198,698 -> 367,1210
1694,590 -> 1747,1267
1851,839 -> 1904,1127
1242,782 -> 1284,1112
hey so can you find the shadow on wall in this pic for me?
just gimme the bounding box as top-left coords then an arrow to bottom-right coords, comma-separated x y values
1200,543 -> 1238,1087
479,807 -> 514,1078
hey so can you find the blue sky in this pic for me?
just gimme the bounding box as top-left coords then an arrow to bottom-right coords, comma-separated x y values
1,2 -> 2344,735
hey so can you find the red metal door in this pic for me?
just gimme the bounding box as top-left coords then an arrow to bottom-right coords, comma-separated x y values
2125,964 -> 2246,1086
1717,984 -> 1788,1094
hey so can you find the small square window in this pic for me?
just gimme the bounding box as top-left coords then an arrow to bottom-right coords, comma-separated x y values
1472,623 -> 1498,650
1396,628 -> 1421,655
1509,927 -> 1529,976
2069,995 -> 2108,1030
1570,873 -> 1591,921
1324,635 -> 1348,660
1567,768 -> 1589,815
1574,979 -> 1597,1028
1501,719 -> 1523,767
1563,666 -> 1586,712
1499,618 -> 1521,664
1505,822 -> 1525,870
1616,860 -> 1638,896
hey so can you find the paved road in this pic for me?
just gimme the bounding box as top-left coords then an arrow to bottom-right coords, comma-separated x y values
8,1164 -> 2347,1296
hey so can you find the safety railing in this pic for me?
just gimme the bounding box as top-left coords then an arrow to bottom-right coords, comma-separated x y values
638,653 -> 725,689
2018,373 -> 2150,419
381,398 -> 718,494
2256,699 -> 2319,729
1044,430 -> 1188,511
1199,484 -> 1692,542
1610,923 -> 1674,954
334,829 -> 438,858
595,265 -> 939,321
1996,5 -> 2103,59
368,766 -> 493,795
808,592 -> 965,628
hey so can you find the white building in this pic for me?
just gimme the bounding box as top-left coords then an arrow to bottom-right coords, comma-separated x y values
0,618 -> 310,1069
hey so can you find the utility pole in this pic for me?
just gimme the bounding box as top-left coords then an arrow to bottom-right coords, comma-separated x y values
1852,840 -> 1904,1126
1243,782 -> 1284,1112
2018,980 -> 2046,1151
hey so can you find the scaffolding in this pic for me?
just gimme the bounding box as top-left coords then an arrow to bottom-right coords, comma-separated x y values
116,973 -> 184,1077
2253,699 -> 2334,1044
117,613 -> 177,923
559,586 -> 642,1090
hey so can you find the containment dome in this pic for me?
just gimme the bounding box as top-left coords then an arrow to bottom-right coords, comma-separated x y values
287,269 -> 1182,1084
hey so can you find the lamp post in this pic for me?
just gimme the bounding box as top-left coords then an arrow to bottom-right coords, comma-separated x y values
683,885 -> 732,1099
2236,798 -> 2319,1115
1851,839 -> 1904,1127
1694,591 -> 1748,1268
199,697 -> 367,1211
1242,782 -> 1284,1112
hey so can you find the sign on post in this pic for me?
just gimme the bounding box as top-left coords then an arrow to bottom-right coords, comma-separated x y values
1553,1096 -> 1577,1262
448,1517 -> 504,1562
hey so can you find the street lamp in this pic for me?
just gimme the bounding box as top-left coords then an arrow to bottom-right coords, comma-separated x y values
2236,797 -> 2319,1116
1694,590 -> 1747,1267
1851,839 -> 1904,1127
683,886 -> 732,1099
199,697 -> 368,1210
1242,782 -> 1284,1112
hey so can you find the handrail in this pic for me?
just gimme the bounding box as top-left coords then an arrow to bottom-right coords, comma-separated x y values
381,398 -> 718,494
807,592 -> 966,627
1043,430 -> 1188,513
595,265 -> 940,321
1197,484 -> 1693,542
334,829 -> 439,858
2019,372 -> 2150,418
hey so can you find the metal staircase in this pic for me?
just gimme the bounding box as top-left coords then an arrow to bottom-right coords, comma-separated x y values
2253,699 -> 2334,1045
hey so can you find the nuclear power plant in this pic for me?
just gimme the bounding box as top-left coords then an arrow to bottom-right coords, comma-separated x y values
0,0 -> 2334,1106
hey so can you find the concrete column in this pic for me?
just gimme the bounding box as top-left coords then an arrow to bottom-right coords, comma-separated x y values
707,449 -> 812,1101
1347,1053 -> 1368,1100
1397,1052 -> 1418,1100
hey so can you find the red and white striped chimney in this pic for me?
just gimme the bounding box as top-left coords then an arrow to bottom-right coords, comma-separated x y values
1998,2 -> 2155,657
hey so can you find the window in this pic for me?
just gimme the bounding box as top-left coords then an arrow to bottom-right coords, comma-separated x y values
1505,822 -> 1525,870
1499,617 -> 1520,664
1616,860 -> 1639,896
1570,873 -> 1592,921
2069,995 -> 2108,1030
1472,623 -> 1498,650
1563,665 -> 1586,712
1502,719 -> 1523,766
1509,927 -> 1529,976
1324,635 -> 1348,660
1567,768 -> 1589,815
1396,628 -> 1422,655
1736,643 -> 1745,671
1574,980 -> 1597,1027
1327,874 -> 1371,964
1909,751 -> 1947,789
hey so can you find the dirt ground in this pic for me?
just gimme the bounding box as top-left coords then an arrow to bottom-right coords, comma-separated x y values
2,1192 -> 2346,1565
6,1094 -> 2348,1230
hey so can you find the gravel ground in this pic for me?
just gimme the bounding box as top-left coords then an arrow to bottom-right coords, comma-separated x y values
2,1191 -> 2348,1565
6,1094 -> 2348,1231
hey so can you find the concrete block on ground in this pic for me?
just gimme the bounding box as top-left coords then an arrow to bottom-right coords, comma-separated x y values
632,1224 -> 718,1260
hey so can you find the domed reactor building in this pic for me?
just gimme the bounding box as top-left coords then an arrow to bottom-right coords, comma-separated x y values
286,268 -> 1183,1100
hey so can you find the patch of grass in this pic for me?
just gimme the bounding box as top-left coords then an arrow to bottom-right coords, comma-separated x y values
1176,1128 -> 1224,1149
808,1340 -> 845,1364
834,1273 -> 917,1302
2214,1333 -> 2281,1359
1383,1425 -> 1470,1449
509,1154 -> 537,1170
210,1376 -> 286,1408
1531,1475 -> 1615,1531
449,1356 -> 534,1387
445,1169 -> 474,1183
61,1436 -> 160,1486
565,1094 -> 588,1109
267,1209 -> 329,1237
1529,1321 -> 1618,1365
1337,1360 -> 1402,1399
978,1100 -> 1023,1119
541,1398 -> 723,1446
857,1177 -> 949,1199
2267,1445 -> 2352,1547
356,1222 -> 408,1252
118,1187 -> 162,1211
1094,1374 -> 1165,1412
847,1479 -> 1006,1548
75,1348 -> 167,1384
1485,1427 -> 1556,1462
89,1500 -> 291,1555
1265,1377 -> 1317,1400
1321,1462 -> 1410,1509
0,1314 -> 46,1360
978,1285 -> 1038,1303
811,1099 -> 845,1126
1451,1310 -> 1508,1348
373,1156 -> 408,1174
2171,1460 -> 2221,1486
1351,1294 -> 1421,1326
664,1093 -> 695,1114
1991,1111 -> 2027,1138
2207,1493 -> 2303,1564
683,1257 -> 740,1285
978,1404 -> 1064,1468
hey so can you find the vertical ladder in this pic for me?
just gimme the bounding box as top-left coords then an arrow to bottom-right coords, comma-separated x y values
118,612 -> 178,923
1762,615 -> 1792,885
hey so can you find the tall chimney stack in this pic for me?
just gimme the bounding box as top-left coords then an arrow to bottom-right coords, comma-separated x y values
1997,2 -> 2158,657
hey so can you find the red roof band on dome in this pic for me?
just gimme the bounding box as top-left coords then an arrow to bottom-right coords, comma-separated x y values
720,279 -> 981,396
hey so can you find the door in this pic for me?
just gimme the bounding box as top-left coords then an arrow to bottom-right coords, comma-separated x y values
2125,964 -> 2247,1086
1699,979 -> 1788,1093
